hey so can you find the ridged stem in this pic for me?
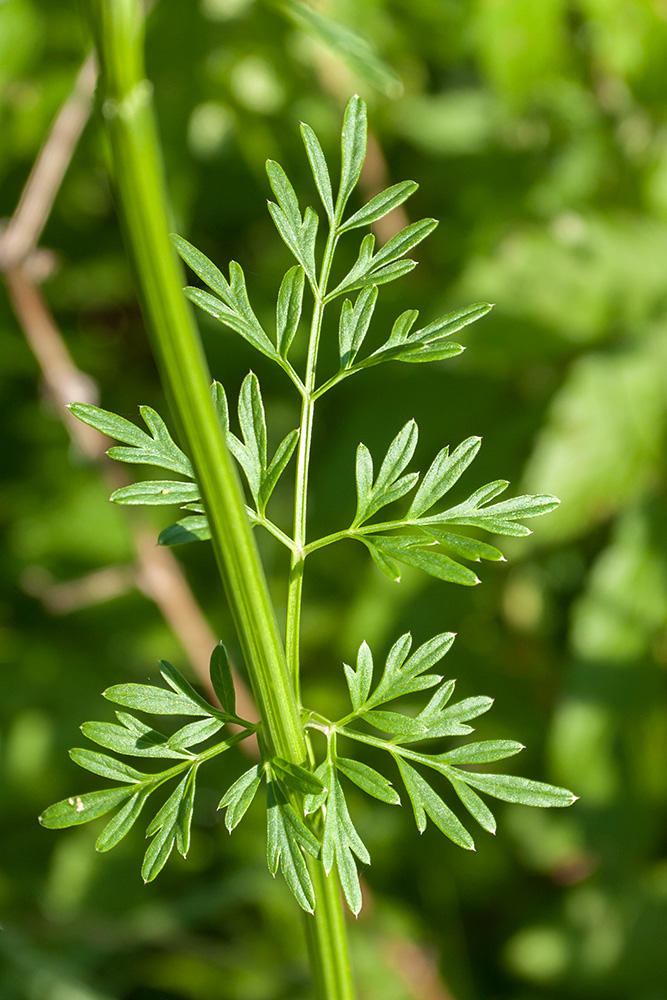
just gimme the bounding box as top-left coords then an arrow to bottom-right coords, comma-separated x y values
88,0 -> 304,764
88,3 -> 355,997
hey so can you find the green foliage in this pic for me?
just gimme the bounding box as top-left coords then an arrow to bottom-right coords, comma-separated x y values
43,97 -> 575,920
40,653 -> 255,881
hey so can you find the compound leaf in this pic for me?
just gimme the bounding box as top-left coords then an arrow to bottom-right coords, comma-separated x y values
337,95 -> 367,219
272,758 -> 326,796
81,719 -> 191,759
266,778 -> 317,913
103,683 -> 208,717
454,771 -> 577,808
336,756 -> 400,805
110,480 -> 200,506
396,758 -> 474,850
343,640 -> 374,711
158,515 -> 211,547
209,642 -> 236,716
276,265 -> 305,356
408,437 -> 482,518
339,180 -> 418,234
322,768 -> 369,915
259,428 -> 299,513
68,748 -> 146,784
448,775 -> 497,834
40,786 -> 135,829
300,121 -> 334,220
219,763 -> 263,831
96,789 -> 151,852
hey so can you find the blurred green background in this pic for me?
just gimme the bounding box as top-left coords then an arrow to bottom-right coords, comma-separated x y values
2,0 -> 667,998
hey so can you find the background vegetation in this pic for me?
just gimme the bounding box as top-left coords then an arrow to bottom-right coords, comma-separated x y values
1,0 -> 666,998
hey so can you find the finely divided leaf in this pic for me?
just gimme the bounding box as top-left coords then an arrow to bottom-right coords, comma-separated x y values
259,428 -> 299,512
159,660 -> 222,719
271,758 -> 326,796
81,718 -> 191,759
421,528 -> 504,564
438,740 -> 524,765
69,748 -> 146,784
267,186 -> 319,285
300,122 -> 334,220
339,180 -> 418,234
321,769 -> 369,915
70,403 -> 193,478
219,764 -> 263,831
184,287 -> 278,362
338,285 -> 378,368
266,778 -> 317,913
408,437 -> 482,518
418,694 -> 494,740
110,480 -> 200,506
303,761 -> 330,815
371,631 -> 454,705
96,789 -> 151,852
337,95 -> 367,219
209,642 -> 236,716
175,237 -> 277,361
276,265 -> 305,356
371,218 -> 438,271
344,640 -> 374,711
430,486 -> 560,537
172,234 -> 232,301
103,683 -> 209,717
69,402 -> 152,449
362,709 -> 428,740
453,771 -> 577,808
167,717 -> 224,750
363,535 -> 481,587
336,757 -> 400,805
396,758 -> 474,850
266,159 -> 301,230
40,786 -> 135,829
355,420 -> 418,524
448,775 -> 497,834
158,516 -> 211,547
142,767 -> 198,881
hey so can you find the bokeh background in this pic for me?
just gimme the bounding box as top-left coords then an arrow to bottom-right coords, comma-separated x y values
2,1 -> 667,998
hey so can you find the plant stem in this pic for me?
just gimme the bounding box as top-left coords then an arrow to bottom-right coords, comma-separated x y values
89,5 -> 355,997
88,0 -> 305,766
285,227 -> 338,700
305,860 -> 356,1000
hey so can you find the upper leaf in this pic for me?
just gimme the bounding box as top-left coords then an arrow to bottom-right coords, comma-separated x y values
266,776 -> 319,913
336,95 -> 367,221
174,236 -> 278,361
276,265 -> 305,357
321,766 -> 369,916
355,420 -> 419,524
219,764 -> 263,832
209,642 -> 236,716
70,403 -> 193,478
339,180 -> 418,234
300,122 -> 334,221
396,758 -> 474,850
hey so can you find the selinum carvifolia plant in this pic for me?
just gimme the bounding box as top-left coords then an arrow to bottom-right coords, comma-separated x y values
40,34 -> 576,992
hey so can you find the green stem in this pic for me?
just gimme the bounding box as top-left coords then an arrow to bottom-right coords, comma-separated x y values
304,517 -> 418,557
88,0 -> 305,766
304,860 -> 355,1000
89,5 -> 355,998
285,226 -> 338,699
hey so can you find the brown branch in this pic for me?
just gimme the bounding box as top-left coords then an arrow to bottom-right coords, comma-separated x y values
0,54 -> 98,271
